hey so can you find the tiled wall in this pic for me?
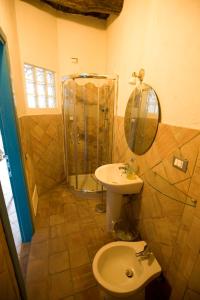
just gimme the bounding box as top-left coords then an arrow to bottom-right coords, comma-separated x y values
0,219 -> 20,299
113,116 -> 200,300
19,114 -> 65,196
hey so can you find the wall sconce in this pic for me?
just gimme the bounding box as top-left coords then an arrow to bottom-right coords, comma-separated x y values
129,68 -> 145,85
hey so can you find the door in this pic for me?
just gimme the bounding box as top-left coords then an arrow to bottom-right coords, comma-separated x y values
0,33 -> 33,298
0,37 -> 33,243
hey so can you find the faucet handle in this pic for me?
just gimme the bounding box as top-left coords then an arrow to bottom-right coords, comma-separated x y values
135,244 -> 146,256
135,243 -> 150,257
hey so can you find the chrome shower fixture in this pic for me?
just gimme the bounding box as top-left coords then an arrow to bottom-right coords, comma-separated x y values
129,68 -> 145,84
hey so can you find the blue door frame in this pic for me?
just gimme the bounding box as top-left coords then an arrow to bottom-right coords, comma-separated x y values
0,38 -> 33,242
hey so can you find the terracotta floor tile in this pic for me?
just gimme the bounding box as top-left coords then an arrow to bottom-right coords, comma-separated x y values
50,214 -> 65,226
65,213 -> 80,223
49,250 -> 70,274
74,286 -> 104,300
26,185 -> 111,299
67,232 -> 85,251
81,228 -> 104,247
37,201 -> 50,211
29,240 -> 49,261
69,247 -> 90,268
35,216 -> 50,228
26,258 -> 48,282
71,264 -> 96,293
64,204 -> 78,217
79,217 -> 96,226
78,206 -> 93,219
32,228 -> 49,244
94,214 -> 106,227
37,207 -> 50,218
49,203 -> 64,215
87,244 -> 102,263
27,280 -> 49,300
49,237 -> 68,255
63,221 -> 80,235
80,221 -> 98,233
50,223 -> 68,238
49,270 -> 73,300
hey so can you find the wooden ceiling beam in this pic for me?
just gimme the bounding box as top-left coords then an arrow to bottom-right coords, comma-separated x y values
21,0 -> 124,19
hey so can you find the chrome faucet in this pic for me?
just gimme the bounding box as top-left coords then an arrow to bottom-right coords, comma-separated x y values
119,163 -> 134,175
135,244 -> 153,260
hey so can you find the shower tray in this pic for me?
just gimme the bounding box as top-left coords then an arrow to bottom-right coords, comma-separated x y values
68,173 -> 105,193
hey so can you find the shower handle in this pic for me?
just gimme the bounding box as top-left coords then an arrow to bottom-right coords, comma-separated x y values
77,133 -> 81,144
70,131 -> 80,144
76,127 -> 81,144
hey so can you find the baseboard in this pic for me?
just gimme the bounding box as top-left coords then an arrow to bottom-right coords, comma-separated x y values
32,185 -> 38,216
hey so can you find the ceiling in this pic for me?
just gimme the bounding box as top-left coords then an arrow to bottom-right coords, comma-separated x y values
21,0 -> 124,19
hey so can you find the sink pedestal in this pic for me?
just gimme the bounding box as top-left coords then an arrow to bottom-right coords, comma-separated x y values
106,191 -> 123,232
95,163 -> 143,233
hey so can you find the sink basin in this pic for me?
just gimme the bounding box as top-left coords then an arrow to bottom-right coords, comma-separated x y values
95,163 -> 143,194
95,163 -> 143,232
93,241 -> 161,298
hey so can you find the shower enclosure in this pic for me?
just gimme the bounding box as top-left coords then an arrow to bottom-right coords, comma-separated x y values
62,73 -> 117,192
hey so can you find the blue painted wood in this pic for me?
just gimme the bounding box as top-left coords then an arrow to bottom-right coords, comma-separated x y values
0,41 -> 33,242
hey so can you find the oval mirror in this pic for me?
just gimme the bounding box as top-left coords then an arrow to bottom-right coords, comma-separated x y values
124,83 -> 160,155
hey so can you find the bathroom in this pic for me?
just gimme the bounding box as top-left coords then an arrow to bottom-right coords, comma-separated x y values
0,0 -> 200,299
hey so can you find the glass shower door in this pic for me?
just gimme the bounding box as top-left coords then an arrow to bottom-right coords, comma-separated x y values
63,75 -> 116,192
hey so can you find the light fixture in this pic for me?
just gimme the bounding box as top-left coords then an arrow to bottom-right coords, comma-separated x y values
129,68 -> 145,85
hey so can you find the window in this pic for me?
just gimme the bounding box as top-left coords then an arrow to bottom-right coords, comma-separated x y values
146,89 -> 158,114
24,64 -> 56,108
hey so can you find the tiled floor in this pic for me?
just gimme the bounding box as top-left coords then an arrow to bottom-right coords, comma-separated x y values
25,183 -> 114,300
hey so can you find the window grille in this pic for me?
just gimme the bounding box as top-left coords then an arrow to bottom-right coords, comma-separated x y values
24,64 -> 56,108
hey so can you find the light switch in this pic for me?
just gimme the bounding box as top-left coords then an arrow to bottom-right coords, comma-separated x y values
71,57 -> 78,64
173,156 -> 188,173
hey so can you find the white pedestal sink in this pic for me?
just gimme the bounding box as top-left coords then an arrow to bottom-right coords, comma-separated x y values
95,163 -> 143,232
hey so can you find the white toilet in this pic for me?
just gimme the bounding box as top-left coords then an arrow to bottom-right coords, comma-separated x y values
92,241 -> 161,300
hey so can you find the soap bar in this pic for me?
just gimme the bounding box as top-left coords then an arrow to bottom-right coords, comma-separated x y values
127,173 -> 136,180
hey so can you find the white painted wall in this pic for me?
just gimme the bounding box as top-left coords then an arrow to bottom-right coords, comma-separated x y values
15,0 -> 60,115
15,0 -> 107,114
107,0 -> 200,129
57,15 -> 106,76
0,0 -> 26,116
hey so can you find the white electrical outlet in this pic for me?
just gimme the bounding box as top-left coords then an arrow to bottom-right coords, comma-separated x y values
173,156 -> 188,172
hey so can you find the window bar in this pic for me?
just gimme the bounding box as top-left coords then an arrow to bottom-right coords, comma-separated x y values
33,66 -> 39,108
44,70 -> 49,108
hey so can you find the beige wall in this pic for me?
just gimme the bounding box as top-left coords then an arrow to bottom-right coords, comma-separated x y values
15,1 -> 58,72
57,15 -> 106,76
15,0 -> 60,115
0,0 -> 26,116
15,0 -> 107,115
107,0 -> 200,130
